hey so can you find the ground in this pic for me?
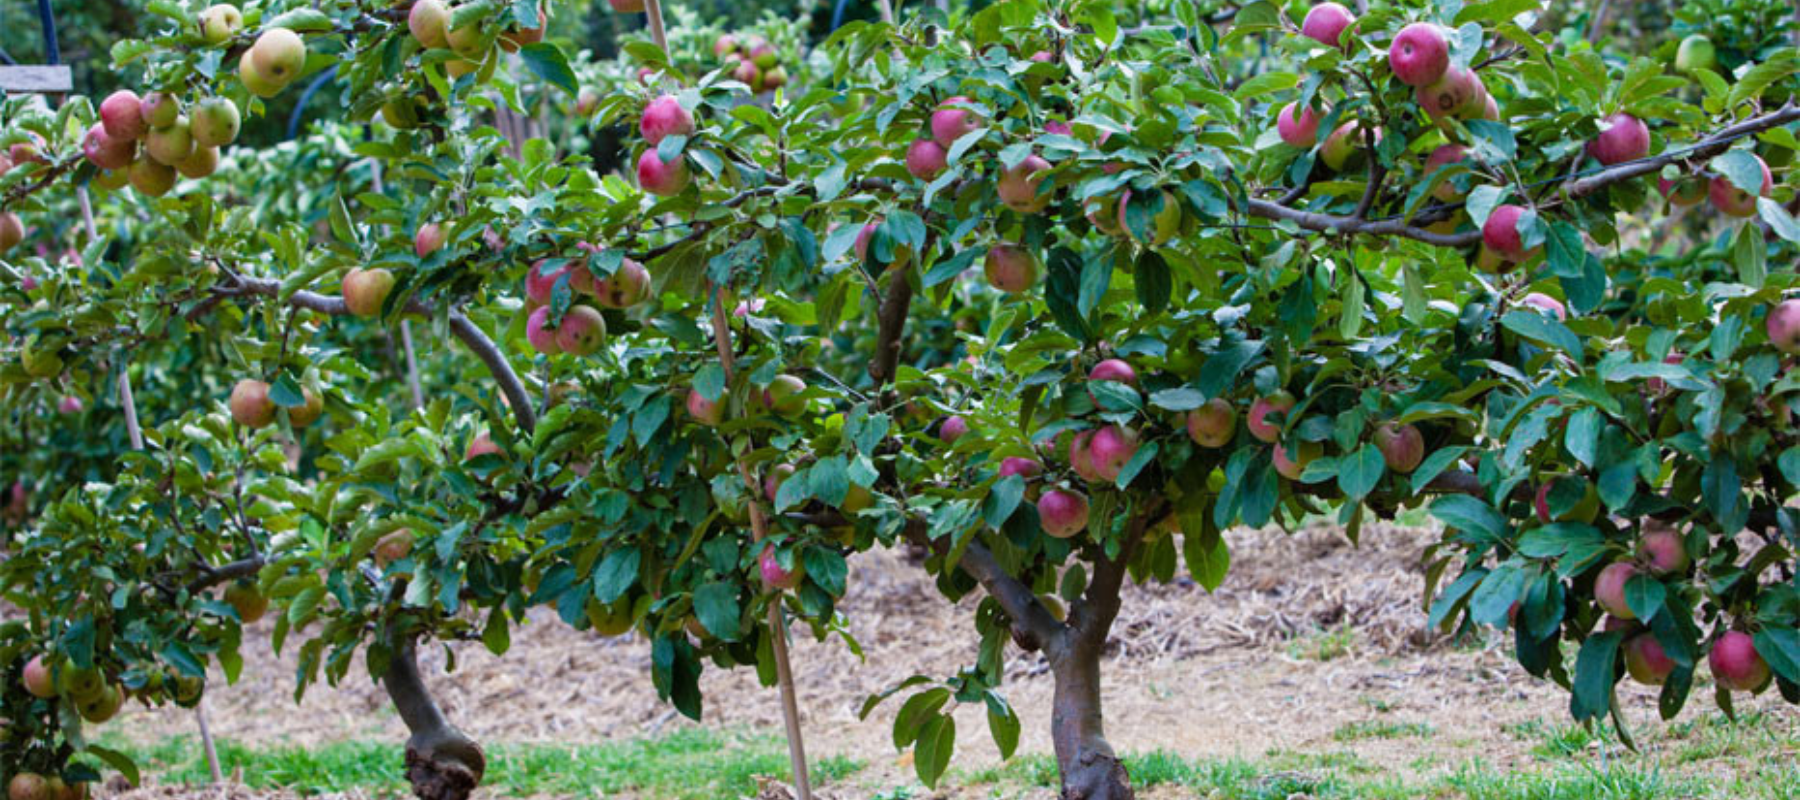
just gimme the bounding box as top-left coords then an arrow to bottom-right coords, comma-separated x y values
97,522 -> 1799,799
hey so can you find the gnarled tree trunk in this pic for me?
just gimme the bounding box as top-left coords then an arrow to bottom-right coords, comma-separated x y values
382,633 -> 486,800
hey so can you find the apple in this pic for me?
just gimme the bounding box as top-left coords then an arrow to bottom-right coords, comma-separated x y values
1186,399 -> 1237,448
713,34 -> 738,58
1422,144 -> 1469,202
288,387 -> 324,428
1088,424 -> 1140,482
251,28 -> 307,86
1520,291 -> 1566,321
415,222 -> 446,258
1708,154 -> 1771,217
445,58 -> 481,80
1768,299 -> 1800,354
1586,113 -> 1649,166
840,484 -> 874,514
576,88 -> 602,116
998,456 -> 1043,481
1389,23 -> 1449,87
906,139 -> 949,181
1300,2 -> 1355,47
1594,561 -> 1639,620
525,305 -> 562,355
1044,120 -> 1072,136
141,92 -> 180,127
762,374 -> 807,417
99,90 -> 147,140
1037,488 -> 1089,538
1481,94 -> 1500,121
175,145 -> 221,179
1118,189 -> 1181,246
1086,195 -> 1125,236
407,0 -> 450,48
1088,358 -> 1137,391
499,3 -> 548,51
998,153 -> 1053,213
761,66 -> 789,90
1658,175 -> 1707,206
588,597 -> 634,636
1320,121 -> 1378,171
594,258 -> 651,307
983,244 -> 1038,293
191,97 -> 242,148
82,124 -> 135,171
1416,66 -> 1479,120
854,220 -> 912,269
0,213 -> 21,252
22,655 -> 55,698
374,530 -> 414,567
763,463 -> 796,502
759,543 -> 805,591
145,116 -> 196,166
609,0 -> 646,12
1482,204 -> 1534,262
342,267 -> 395,317
525,260 -> 592,306
9,774 -> 46,800
229,379 -> 277,428
1068,430 -> 1103,482
201,4 -> 243,44
1624,633 -> 1675,686
1247,391 -> 1296,443
459,433 -> 501,463
1639,526 -> 1689,575
554,306 -> 607,355
640,95 -> 694,145
57,395 -> 82,415
1709,630 -> 1771,693
239,49 -> 284,98
445,19 -> 488,59
733,60 -> 762,91
1535,478 -> 1598,523
1273,439 -> 1323,480
1675,34 -> 1716,74
1277,102 -> 1323,148
930,96 -> 982,148
687,388 -> 724,426
224,582 -> 268,622
1373,421 -> 1424,472
637,149 -> 691,196
939,415 -> 969,443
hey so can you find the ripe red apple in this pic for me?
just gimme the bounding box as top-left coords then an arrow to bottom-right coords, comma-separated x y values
1624,632 -> 1675,686
525,306 -> 562,355
145,117 -> 196,166
997,153 -> 1053,213
201,4 -> 244,44
250,28 -> 307,86
1088,358 -> 1137,388
982,244 -> 1038,293
1273,440 -> 1322,480
762,374 -> 807,417
465,431 -> 502,460
1088,425 -> 1140,482
1416,66 -> 1478,120
1389,23 -> 1449,87
191,97 -> 242,148
1586,113 -> 1649,166
640,95 -> 695,145
1247,391 -> 1296,443
99,90 -> 147,140
906,139 -> 949,181
1593,561 -> 1639,620
1277,102 -> 1323,148
1520,292 -> 1566,321
21,655 -> 55,699
1037,488 -> 1089,538
1118,189 -> 1182,246
759,544 -> 805,591
374,530 -> 413,567
1300,2 -> 1355,47
224,582 -> 268,622
1372,421 -> 1424,472
175,145 -> 220,179
128,159 -> 177,196
1044,120 -> 1072,136
1482,204 -> 1534,262
939,415 -> 969,443
1767,298 -> 1800,354
998,456 -> 1042,480
9,774 -> 46,800
686,388 -> 723,426
713,34 -> 738,58
1658,175 -> 1707,206
415,222 -> 446,258
763,463 -> 796,502
1068,430 -> 1103,482
525,260 -> 591,306
1638,526 -> 1689,575
1708,155 -> 1771,217
82,124 -> 135,171
733,59 -> 762,91
636,149 -> 691,196
57,396 -> 83,415
1709,630 -> 1771,693
229,379 -> 277,428
554,306 -> 607,355
930,96 -> 982,148
1423,144 -> 1468,202
1186,398 -> 1237,448
594,258 -> 651,307
342,267 -> 395,317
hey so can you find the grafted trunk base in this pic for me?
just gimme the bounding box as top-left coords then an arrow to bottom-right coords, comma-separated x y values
1059,747 -> 1133,800
402,727 -> 486,800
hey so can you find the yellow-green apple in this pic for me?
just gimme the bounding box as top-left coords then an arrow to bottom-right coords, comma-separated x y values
144,116 -> 196,165
191,97 -> 242,147
201,4 -> 243,44
129,159 -> 177,196
342,268 -> 395,317
250,28 -> 307,86
1186,398 -> 1236,447
409,0 -> 450,48
761,374 -> 807,417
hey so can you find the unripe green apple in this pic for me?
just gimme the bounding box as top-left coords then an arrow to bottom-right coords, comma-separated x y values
409,0 -> 451,49
128,159 -> 178,196
1118,189 -> 1181,246
145,116 -> 196,166
191,97 -> 242,147
445,20 -> 489,59
342,268 -> 396,317
1675,34 -> 1716,74
239,50 -> 284,98
200,4 -> 243,44
141,92 -> 180,128
250,28 -> 307,86
175,145 -> 220,179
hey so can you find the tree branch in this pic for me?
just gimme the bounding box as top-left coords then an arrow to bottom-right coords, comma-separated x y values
868,271 -> 916,386
901,520 -> 1066,651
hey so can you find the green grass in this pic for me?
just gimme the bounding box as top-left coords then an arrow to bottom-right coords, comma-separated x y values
1332,719 -> 1437,742
1285,623 -> 1359,662
98,728 -> 862,800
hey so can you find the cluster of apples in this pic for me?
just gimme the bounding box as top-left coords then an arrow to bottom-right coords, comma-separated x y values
407,0 -> 548,83
84,87 -> 242,196
6,771 -> 87,800
18,655 -> 124,727
520,244 -> 651,357
713,33 -> 789,94
636,95 -> 695,196
227,377 -> 324,430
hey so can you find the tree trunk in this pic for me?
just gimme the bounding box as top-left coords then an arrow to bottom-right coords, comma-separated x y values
382,634 -> 486,800
1048,636 -> 1133,799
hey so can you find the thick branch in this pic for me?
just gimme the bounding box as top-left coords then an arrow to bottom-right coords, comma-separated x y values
1562,103 -> 1800,198
184,556 -> 264,594
1244,198 -> 1481,246
901,520 -> 1066,651
868,272 -> 915,386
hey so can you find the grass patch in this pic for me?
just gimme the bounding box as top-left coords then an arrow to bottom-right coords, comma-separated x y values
1332,719 -> 1437,742
99,728 -> 861,800
1286,623 -> 1358,662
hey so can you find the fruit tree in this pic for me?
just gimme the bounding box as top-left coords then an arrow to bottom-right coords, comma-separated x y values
2,0 -> 1800,799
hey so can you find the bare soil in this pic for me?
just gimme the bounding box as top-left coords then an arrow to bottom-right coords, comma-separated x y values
110,522 -> 1798,797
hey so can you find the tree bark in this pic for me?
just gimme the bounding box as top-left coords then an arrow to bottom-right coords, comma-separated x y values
382,633 -> 486,800
1046,642 -> 1133,800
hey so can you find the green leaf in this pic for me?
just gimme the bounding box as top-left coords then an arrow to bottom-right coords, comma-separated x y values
482,606 -> 511,655
983,475 -> 1025,529
1135,250 -> 1172,315
1115,441 -> 1159,489
1233,71 -> 1298,101
1759,198 -> 1800,243
1410,446 -> 1469,496
269,373 -> 307,408
1572,631 -> 1624,722
1501,310 -> 1584,356
519,43 -> 579,95
265,8 -> 333,30
1179,509 -> 1229,592
692,582 -> 741,641
1336,444 -> 1385,500
593,548 -> 641,603
1754,627 -> 1800,685
914,713 -> 956,787
85,745 -> 140,788
1714,149 -> 1767,195
1624,574 -> 1666,623
1150,388 -> 1205,411
1430,495 -> 1508,542
983,692 -> 1021,760
693,363 -> 726,402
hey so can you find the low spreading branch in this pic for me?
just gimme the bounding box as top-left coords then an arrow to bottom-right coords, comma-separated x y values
900,519 -> 1067,651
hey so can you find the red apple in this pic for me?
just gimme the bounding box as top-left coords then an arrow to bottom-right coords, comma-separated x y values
1068,430 -> 1102,482
1117,189 -> 1182,246
1638,526 -> 1689,575
763,463 -> 796,502
1037,488 -> 1089,538
1658,175 -> 1707,206
21,655 -> 55,698
1300,2 -> 1355,47
415,222 -> 446,258
99,90 -> 147,140
906,139 -> 948,181
553,306 -> 607,355
1372,421 -> 1424,472
637,149 -> 691,196
998,456 -> 1043,480
57,395 -> 83,415
1520,291 -> 1566,321
1247,391 -> 1296,443
1482,204 -> 1534,263
82,124 -> 135,171
939,415 -> 969,443
997,153 -> 1053,213
759,543 -> 804,591
525,306 -> 562,354
1594,561 -> 1639,620
854,220 -> 912,269
1389,23 -> 1449,87
1709,630 -> 1771,693
1708,155 -> 1771,217
930,96 -> 982,148
593,258 -> 651,308
1624,632 -> 1676,686
982,244 -> 1038,293
686,388 -> 723,426
1088,425 -> 1139,482
1273,440 -> 1322,480
1186,399 -> 1237,448
1768,299 -> 1800,354
1423,144 -> 1468,202
1277,102 -> 1324,148
1416,66 -> 1478,120
640,95 -> 694,145
229,379 -> 277,428
1586,112 -> 1650,166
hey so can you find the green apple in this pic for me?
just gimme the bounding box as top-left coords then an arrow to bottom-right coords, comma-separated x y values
1675,34 -> 1716,74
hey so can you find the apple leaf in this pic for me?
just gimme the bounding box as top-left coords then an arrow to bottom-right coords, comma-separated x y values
519,43 -> 579,95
